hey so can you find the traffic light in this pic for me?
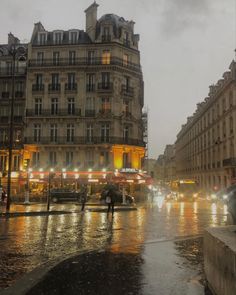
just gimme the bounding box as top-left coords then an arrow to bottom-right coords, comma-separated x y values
23,159 -> 30,170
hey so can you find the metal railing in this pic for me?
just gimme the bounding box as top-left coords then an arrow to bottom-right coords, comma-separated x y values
32,84 -> 44,91
26,108 -> 82,117
28,57 -> 141,72
85,110 -> 96,117
24,136 -> 145,146
97,82 -> 113,92
0,67 -> 26,76
48,84 -> 61,92
65,83 -> 77,91
223,158 -> 236,167
86,84 -> 96,92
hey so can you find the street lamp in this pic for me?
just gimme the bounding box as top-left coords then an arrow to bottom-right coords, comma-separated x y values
47,168 -> 54,211
0,44 -> 26,212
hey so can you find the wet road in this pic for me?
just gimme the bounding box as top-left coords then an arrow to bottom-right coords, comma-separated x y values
0,199 -> 229,293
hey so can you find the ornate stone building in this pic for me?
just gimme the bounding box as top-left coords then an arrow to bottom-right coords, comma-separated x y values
24,2 -> 145,175
0,34 -> 27,183
175,60 -> 236,191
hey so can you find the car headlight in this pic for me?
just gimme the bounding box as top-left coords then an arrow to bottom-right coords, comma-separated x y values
223,194 -> 228,200
211,194 -> 217,200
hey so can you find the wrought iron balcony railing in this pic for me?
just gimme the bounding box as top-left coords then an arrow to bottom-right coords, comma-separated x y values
32,84 -> 44,92
223,158 -> 236,167
28,57 -> 141,72
24,136 -> 145,147
97,82 -> 113,92
26,108 -> 82,117
65,83 -> 77,91
48,84 -> 61,92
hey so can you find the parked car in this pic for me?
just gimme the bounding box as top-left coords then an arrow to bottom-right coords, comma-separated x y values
50,188 -> 81,203
100,190 -> 135,204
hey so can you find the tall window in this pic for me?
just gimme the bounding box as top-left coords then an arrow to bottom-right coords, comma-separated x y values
37,52 -> 44,65
230,117 -> 234,134
123,54 -> 128,66
52,73 -> 59,86
0,129 -> 7,142
38,33 -> 47,45
36,74 -> 43,86
13,155 -> 20,171
33,124 -> 41,142
68,73 -> 76,86
67,124 -> 74,142
102,51 -> 111,65
101,97 -> 111,112
53,52 -> 60,65
87,51 -> 95,64
51,98 -> 58,115
35,98 -> 42,115
125,76 -> 130,90
85,150 -> 94,167
101,72 -> 110,87
49,151 -> 57,166
87,74 -> 95,91
70,32 -> 78,44
123,101 -> 129,114
32,152 -> 40,167
66,151 -> 73,166
67,98 -> 75,115
99,151 -> 109,166
69,51 -> 76,65
54,32 -> 63,44
50,124 -> 58,142
101,124 -> 110,143
123,126 -> 129,143
85,97 -> 95,116
0,155 -> 7,171
102,27 -> 111,41
86,124 -> 94,142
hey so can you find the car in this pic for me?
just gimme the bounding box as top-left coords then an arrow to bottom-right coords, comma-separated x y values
100,190 -> 135,204
50,188 -> 81,203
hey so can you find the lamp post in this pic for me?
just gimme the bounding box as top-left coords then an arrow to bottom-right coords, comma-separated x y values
47,168 -> 54,211
61,168 -> 66,187
0,44 -> 26,212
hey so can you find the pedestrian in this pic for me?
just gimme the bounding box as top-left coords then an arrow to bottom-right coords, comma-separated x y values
106,189 -> 115,215
80,185 -> 87,212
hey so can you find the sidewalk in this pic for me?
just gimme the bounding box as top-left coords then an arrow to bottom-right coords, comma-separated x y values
2,237 -> 208,295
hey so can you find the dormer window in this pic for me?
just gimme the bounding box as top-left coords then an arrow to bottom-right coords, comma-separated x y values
102,27 -> 111,42
38,33 -> 47,45
53,31 -> 63,44
123,31 -> 130,47
69,31 -> 79,44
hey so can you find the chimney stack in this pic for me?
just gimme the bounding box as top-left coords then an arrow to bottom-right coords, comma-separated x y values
84,2 -> 99,41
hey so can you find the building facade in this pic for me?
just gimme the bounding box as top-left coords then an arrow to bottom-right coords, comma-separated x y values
175,60 -> 236,191
23,3 -> 145,184
0,34 -> 27,186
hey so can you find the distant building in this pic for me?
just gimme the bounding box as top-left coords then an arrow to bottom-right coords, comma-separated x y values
175,60 -> 236,191
155,144 -> 176,183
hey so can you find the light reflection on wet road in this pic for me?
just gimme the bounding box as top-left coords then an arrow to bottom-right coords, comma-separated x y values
0,199 -> 229,291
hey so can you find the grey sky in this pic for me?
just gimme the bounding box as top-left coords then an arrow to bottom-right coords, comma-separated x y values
0,0 -> 235,158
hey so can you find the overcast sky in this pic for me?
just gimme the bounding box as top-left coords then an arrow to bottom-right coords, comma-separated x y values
0,0 -> 235,158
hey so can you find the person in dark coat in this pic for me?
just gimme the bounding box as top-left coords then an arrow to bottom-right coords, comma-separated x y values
80,185 -> 87,212
106,189 -> 115,215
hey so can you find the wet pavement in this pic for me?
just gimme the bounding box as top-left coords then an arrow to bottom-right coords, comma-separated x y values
0,199 -> 229,294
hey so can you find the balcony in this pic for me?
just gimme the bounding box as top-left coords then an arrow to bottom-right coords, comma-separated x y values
65,83 -> 77,92
28,57 -> 141,72
26,108 -> 82,117
121,85 -> 134,98
1,92 -> 9,99
0,116 -> 23,124
0,67 -> 26,76
15,91 -> 24,98
0,140 -> 23,149
48,84 -> 61,92
85,110 -> 96,117
24,136 -> 145,147
86,84 -> 96,92
223,158 -> 236,167
97,83 -> 113,93
32,84 -> 44,92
